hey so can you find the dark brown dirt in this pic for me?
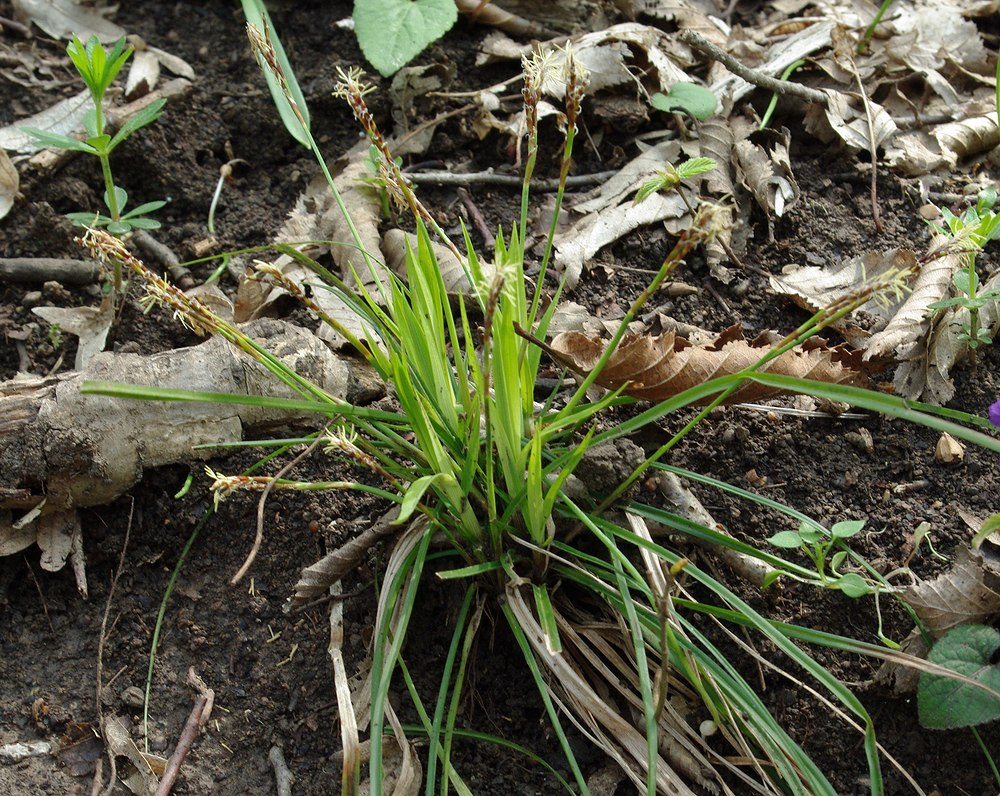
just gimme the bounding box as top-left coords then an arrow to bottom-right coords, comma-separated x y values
1,2 -> 999,795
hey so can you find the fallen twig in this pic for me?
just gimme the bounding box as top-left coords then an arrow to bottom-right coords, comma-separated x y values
456,186 -> 494,246
153,669 -> 214,796
131,230 -> 196,290
679,30 -> 828,107
269,746 -> 294,796
0,257 -> 102,285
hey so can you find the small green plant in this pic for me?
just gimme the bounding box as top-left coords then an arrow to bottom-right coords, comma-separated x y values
634,156 -> 717,207
927,186 -> 1000,354
23,35 -> 167,292
767,519 -> 875,597
47,322 -> 63,350
858,0 -> 894,54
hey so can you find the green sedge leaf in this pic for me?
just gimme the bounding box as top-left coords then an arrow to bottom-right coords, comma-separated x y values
397,472 -> 456,524
21,127 -> 97,154
353,0 -> 458,77
767,531 -> 803,549
972,513 -> 1000,549
918,624 -> 1000,729
761,570 -> 783,589
108,99 -> 167,151
532,584 -> 562,654
650,83 -> 717,120
831,519 -> 865,539
836,573 -> 872,598
241,0 -> 311,147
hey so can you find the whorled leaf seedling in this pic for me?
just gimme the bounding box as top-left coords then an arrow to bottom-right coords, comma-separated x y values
23,35 -> 168,292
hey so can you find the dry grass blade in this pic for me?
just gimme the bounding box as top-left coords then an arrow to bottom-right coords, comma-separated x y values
506,585 -> 699,796
548,324 -> 864,403
330,582 -> 361,793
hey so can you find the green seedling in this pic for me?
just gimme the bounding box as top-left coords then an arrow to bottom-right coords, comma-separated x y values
927,186 -> 1000,354
858,0 -> 894,54
760,59 -> 806,130
23,35 -> 167,292
767,519 -> 874,597
47,322 -> 63,350
634,156 -> 716,209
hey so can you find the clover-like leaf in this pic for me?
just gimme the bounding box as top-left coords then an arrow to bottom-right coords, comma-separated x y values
354,0 -> 458,77
918,624 -> 1000,729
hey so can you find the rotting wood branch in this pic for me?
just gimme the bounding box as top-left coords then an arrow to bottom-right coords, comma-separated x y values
0,319 -> 381,553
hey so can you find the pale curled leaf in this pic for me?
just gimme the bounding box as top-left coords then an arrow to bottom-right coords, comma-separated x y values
902,546 -> 1000,638
548,325 -> 865,403
381,229 -> 493,297
12,0 -> 125,41
33,296 -> 114,370
0,149 -> 18,221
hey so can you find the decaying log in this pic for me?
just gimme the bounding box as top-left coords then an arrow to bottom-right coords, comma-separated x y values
1,319 -> 382,555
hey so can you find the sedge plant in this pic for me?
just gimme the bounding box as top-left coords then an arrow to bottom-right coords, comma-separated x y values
79,24 -> 1000,796
23,35 -> 167,293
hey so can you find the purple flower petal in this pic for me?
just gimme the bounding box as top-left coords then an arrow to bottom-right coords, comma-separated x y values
990,400 -> 1000,428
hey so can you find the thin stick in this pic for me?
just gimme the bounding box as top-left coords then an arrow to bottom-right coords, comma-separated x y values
230,437 -> 324,585
405,169 -> 617,190
269,746 -> 294,796
152,695 -> 209,796
854,71 -> 884,234
679,30 -> 828,107
22,556 -> 53,633
456,187 -> 495,245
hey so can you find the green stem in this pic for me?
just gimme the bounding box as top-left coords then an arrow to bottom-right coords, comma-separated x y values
98,151 -> 123,292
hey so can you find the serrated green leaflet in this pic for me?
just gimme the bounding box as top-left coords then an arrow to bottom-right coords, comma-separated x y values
918,625 -> 1000,729
353,0 -> 458,77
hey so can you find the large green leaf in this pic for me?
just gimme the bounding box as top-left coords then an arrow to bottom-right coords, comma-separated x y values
918,624 -> 1000,729
353,0 -> 458,77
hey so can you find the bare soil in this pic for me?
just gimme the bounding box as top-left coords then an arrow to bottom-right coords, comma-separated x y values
1,1 -> 998,795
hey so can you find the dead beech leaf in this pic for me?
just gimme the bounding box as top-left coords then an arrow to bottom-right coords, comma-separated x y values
0,89 -> 92,154
0,148 -> 18,221
381,229 -> 493,297
547,324 -> 864,404
863,236 -> 959,362
902,546 -> 1000,638
893,270 -> 1000,403
817,90 -> 897,153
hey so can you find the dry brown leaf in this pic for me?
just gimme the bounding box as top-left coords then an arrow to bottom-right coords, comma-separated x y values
13,0 -> 125,41
0,149 -> 17,221
547,324 -> 864,403
815,90 -> 898,153
863,236 -> 960,361
381,229 -> 493,297
902,546 -> 1000,638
